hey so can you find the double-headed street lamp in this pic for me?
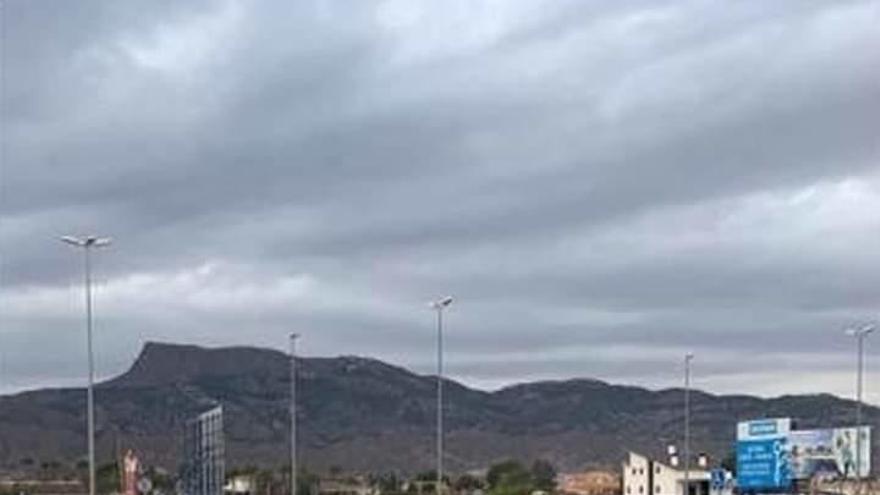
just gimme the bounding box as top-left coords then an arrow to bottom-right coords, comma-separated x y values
60,235 -> 111,495
430,296 -> 453,495
846,323 -> 874,489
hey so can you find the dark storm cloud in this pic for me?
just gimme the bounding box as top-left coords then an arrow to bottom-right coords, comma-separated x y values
2,0 -> 880,399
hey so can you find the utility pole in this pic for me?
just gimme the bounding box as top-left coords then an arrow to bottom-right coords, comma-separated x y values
61,235 -> 111,495
684,353 -> 694,495
430,296 -> 453,495
290,333 -> 300,495
847,324 -> 874,494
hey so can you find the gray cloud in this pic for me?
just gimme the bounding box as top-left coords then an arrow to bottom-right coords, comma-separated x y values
2,0 -> 880,402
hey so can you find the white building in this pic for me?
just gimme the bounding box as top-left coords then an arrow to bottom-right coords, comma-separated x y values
225,475 -> 256,495
622,452 -> 710,495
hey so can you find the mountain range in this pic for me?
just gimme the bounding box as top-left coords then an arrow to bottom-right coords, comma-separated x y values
0,342 -> 875,475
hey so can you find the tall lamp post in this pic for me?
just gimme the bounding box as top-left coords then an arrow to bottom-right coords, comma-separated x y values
290,333 -> 300,495
430,296 -> 453,495
846,323 -> 875,490
61,235 -> 111,495
683,353 -> 694,495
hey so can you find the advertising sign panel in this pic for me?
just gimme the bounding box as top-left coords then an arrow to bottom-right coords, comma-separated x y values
737,437 -> 792,490
737,418 -> 792,441
788,427 -> 871,479
736,419 -> 872,489
736,419 -> 792,490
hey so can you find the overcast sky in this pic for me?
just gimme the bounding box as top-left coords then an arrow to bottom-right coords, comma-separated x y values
2,1 -> 880,402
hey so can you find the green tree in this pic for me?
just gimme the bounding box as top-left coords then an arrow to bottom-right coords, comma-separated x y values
297,467 -> 319,495
530,460 -> 556,492
253,468 -> 276,495
96,461 -> 120,494
414,470 -> 451,494
145,466 -> 174,493
487,461 -> 532,495
454,474 -> 484,492
414,471 -> 438,482
487,461 -> 518,489
374,472 -> 402,494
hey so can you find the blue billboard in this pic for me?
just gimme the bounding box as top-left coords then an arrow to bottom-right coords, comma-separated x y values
736,438 -> 792,490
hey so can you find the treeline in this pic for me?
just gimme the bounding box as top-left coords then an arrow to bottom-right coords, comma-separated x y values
2,458 -> 558,495
0,460 -> 172,495
227,459 -> 557,495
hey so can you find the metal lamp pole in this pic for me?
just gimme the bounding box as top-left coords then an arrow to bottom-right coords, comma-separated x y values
847,324 -> 874,491
290,333 -> 300,495
684,353 -> 694,495
61,235 -> 111,495
430,296 -> 453,495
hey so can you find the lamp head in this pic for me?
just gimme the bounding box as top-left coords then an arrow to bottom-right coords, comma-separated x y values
89,237 -> 112,247
61,235 -> 111,248
846,323 -> 876,337
60,235 -> 84,246
431,296 -> 454,309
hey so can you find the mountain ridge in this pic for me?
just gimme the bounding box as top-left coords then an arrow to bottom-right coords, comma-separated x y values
0,341 -> 874,474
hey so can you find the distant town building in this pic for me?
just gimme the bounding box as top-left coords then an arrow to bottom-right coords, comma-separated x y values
182,405 -> 225,495
559,470 -> 621,495
622,452 -> 710,495
318,475 -> 375,495
224,475 -> 256,495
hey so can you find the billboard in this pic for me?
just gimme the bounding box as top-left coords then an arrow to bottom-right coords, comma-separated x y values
736,419 -> 872,490
182,405 -> 225,495
736,419 -> 792,490
788,427 -> 871,480
737,438 -> 792,490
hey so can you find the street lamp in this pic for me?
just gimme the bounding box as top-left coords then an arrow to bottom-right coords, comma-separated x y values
846,323 -> 875,489
683,353 -> 694,495
289,333 -> 300,495
430,296 -> 453,495
60,235 -> 111,495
